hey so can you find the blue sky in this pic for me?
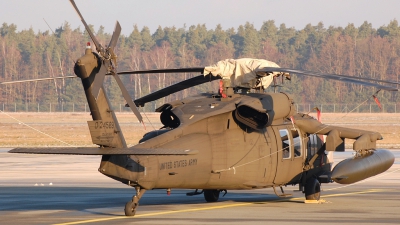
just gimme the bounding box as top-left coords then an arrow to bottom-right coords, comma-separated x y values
1,0 -> 400,35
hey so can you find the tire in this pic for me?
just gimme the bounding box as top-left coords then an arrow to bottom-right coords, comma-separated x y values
305,178 -> 321,200
204,189 -> 220,202
124,200 -> 137,216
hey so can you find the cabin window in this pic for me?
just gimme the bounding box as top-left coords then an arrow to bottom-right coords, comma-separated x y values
292,130 -> 302,157
279,129 -> 291,159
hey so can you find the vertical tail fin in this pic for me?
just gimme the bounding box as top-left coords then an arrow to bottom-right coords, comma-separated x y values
74,46 -> 127,148
86,88 -> 127,148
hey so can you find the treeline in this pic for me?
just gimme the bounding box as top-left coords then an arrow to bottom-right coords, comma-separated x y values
1,20 -> 399,112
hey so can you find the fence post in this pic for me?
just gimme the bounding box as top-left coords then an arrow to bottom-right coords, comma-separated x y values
2,103 -> 4,112
73,103 -> 75,112
38,103 -> 39,112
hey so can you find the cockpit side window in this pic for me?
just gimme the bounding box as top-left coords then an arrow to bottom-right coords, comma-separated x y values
279,129 -> 291,159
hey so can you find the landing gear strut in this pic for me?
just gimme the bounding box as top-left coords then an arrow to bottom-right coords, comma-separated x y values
125,186 -> 146,216
203,189 -> 227,202
305,177 -> 321,200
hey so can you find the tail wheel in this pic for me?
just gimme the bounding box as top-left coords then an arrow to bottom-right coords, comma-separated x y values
124,200 -> 137,216
305,178 -> 321,200
204,189 -> 220,202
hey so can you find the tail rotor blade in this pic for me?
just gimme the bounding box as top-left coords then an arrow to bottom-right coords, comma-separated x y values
108,21 -> 121,49
112,74 -> 143,123
91,62 -> 107,98
69,0 -> 103,54
108,21 -> 121,67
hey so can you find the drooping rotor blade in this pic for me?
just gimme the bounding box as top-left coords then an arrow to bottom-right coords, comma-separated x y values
1,76 -> 76,84
134,74 -> 220,107
118,67 -> 204,75
260,67 -> 398,91
91,62 -> 107,98
330,73 -> 400,86
112,74 -> 143,122
9,147 -> 198,155
69,0 -> 103,54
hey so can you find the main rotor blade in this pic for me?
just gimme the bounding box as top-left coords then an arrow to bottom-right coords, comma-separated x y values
1,76 -> 76,84
9,147 -> 198,155
331,73 -> 400,85
260,67 -> 398,91
118,67 -> 204,75
112,74 -> 143,122
69,0 -> 103,54
134,74 -> 220,107
91,62 -> 107,98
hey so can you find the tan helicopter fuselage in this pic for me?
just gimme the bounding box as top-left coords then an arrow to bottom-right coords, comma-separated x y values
73,50 -> 390,194
98,92 -> 312,191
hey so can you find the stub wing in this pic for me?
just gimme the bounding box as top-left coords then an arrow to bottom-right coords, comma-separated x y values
9,147 -> 198,155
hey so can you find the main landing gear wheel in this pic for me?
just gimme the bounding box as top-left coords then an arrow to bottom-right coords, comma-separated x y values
305,178 -> 321,200
124,200 -> 137,216
204,189 -> 220,202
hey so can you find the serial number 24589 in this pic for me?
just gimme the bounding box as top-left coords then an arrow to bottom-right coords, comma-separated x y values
94,121 -> 115,129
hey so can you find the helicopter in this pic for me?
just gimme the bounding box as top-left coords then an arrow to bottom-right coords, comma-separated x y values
6,0 -> 397,217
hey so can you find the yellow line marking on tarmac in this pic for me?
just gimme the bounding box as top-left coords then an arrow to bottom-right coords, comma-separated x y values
53,188 -> 394,225
286,189 -> 388,202
321,189 -> 390,198
53,202 -> 253,225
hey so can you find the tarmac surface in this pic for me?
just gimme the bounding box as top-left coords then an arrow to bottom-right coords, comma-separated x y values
1,148 -> 400,225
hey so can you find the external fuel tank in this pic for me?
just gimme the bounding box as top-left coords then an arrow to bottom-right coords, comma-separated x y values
331,149 -> 395,184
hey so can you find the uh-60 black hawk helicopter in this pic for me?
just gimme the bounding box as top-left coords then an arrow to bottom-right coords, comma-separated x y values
6,0 -> 397,217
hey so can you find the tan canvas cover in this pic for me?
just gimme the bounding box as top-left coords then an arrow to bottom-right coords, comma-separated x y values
203,58 -> 281,89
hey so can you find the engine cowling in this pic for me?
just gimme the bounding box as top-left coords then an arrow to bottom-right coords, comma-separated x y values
234,92 -> 295,130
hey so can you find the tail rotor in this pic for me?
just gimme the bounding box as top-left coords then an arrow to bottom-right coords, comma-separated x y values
69,0 -> 142,123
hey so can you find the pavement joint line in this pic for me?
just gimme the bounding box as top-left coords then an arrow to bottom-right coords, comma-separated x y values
52,188 -> 391,225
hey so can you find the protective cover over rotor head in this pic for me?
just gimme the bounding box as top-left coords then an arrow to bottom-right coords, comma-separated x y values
203,58 -> 287,89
